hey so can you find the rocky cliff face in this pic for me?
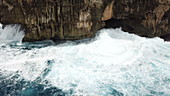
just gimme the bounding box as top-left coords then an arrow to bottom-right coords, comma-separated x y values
0,0 -> 170,41
105,0 -> 170,38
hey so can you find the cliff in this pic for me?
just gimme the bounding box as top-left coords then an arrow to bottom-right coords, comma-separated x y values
105,0 -> 170,38
0,0 -> 170,41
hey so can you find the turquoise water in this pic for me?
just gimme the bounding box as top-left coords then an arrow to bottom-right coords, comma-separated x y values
0,25 -> 170,96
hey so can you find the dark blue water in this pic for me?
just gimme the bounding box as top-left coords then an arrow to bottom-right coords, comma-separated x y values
0,28 -> 170,96
0,70 -> 65,96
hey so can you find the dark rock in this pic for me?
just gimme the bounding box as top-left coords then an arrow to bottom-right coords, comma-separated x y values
104,0 -> 170,38
160,34 -> 170,41
0,0 -> 111,42
0,0 -> 170,41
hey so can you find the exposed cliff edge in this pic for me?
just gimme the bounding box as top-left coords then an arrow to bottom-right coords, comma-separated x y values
0,0 -> 170,42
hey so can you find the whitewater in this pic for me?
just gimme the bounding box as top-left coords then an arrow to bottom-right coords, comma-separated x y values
0,24 -> 170,96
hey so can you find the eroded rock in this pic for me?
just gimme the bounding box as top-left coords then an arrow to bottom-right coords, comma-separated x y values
0,0 -> 112,41
103,0 -> 170,38
0,0 -> 170,41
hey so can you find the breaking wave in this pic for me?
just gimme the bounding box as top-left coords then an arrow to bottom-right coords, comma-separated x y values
0,28 -> 170,96
0,24 -> 25,45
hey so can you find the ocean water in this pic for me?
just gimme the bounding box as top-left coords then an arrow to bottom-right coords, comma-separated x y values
0,24 -> 25,45
0,24 -> 170,96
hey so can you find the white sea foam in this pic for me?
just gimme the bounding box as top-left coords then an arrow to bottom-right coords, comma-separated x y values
0,23 -> 2,27
0,24 -> 25,44
0,28 -> 170,96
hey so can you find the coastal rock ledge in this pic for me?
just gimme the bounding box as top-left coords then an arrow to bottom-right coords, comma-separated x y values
0,0 -> 170,41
